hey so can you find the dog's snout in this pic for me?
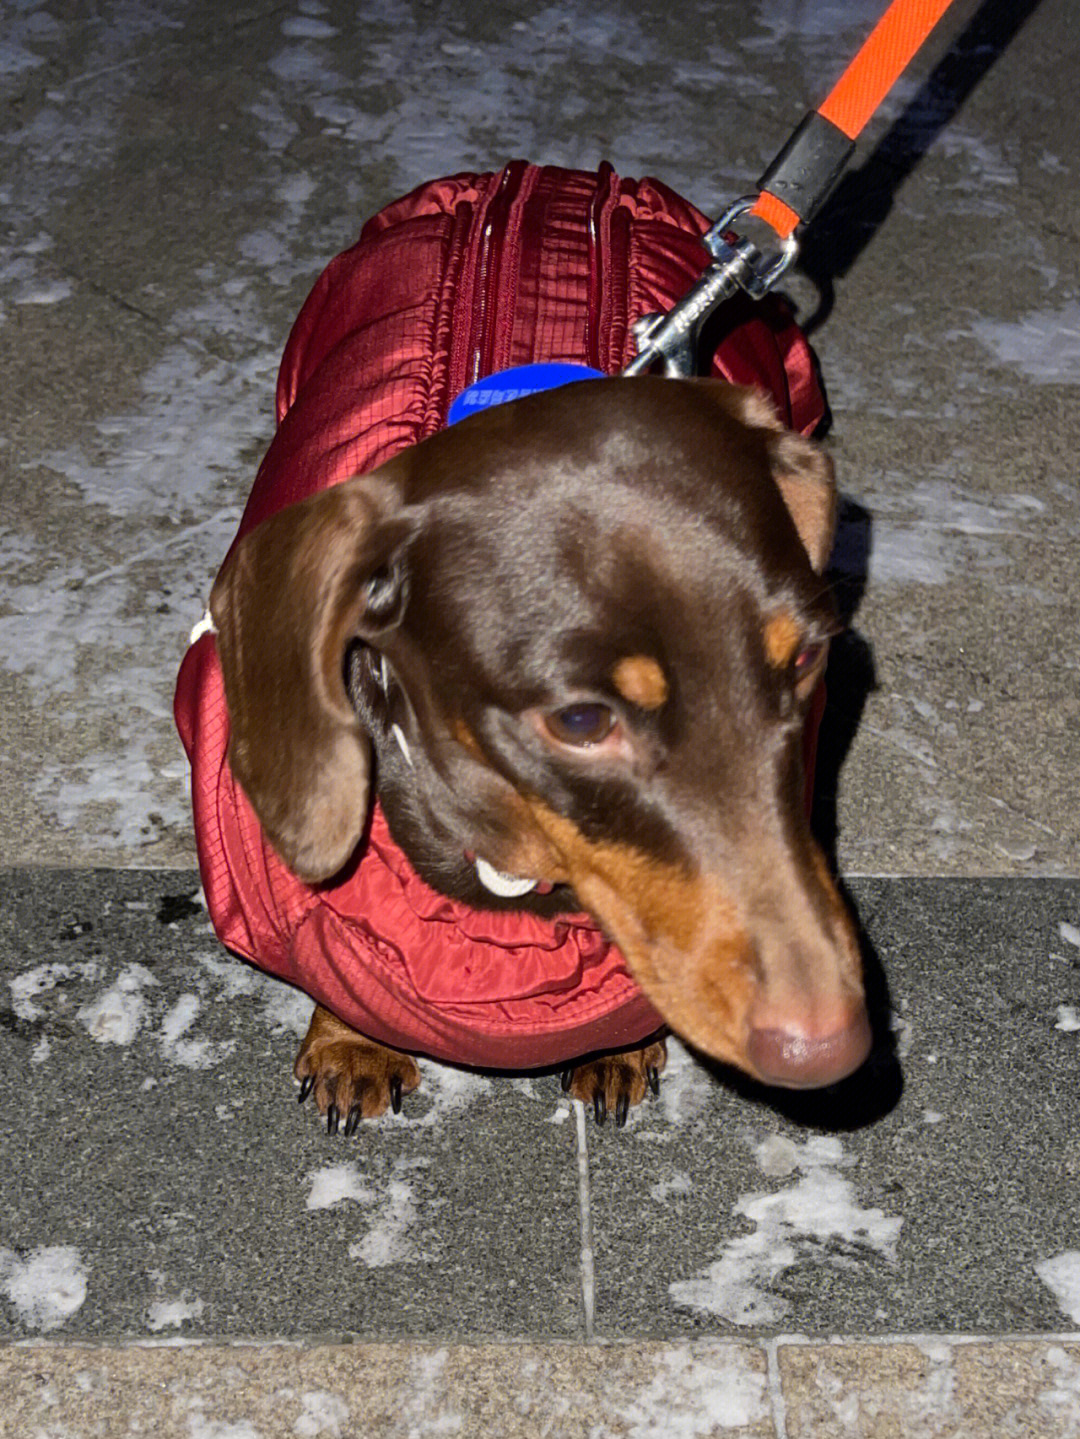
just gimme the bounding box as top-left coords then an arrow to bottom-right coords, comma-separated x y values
747,1000 -> 871,1089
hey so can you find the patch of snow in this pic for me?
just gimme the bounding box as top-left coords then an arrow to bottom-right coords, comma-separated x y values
650,1171 -> 694,1202
972,301 -> 1080,384
0,1245 -> 88,1332
347,1179 -> 419,1267
11,960 -> 97,1021
159,993 -> 236,1068
857,477 -> 1047,588
184,1410 -> 262,1439
260,984 -> 314,1038
77,963 -> 158,1045
411,1060 -> 493,1127
637,1344 -> 768,1435
305,1163 -> 376,1211
294,1391 -> 350,1437
305,1164 -> 424,1268
281,17 -> 338,41
1037,1253 -> 1080,1324
194,953 -> 260,1001
1039,1347 -> 1080,1428
397,1349 -> 463,1437
670,1136 -> 902,1325
12,277 -> 72,304
147,1294 -> 206,1331
42,340 -> 274,521
645,1037 -> 715,1133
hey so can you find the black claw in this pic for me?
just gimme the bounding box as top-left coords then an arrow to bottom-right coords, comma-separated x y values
593,1091 -> 606,1125
327,1103 -> 340,1136
647,1066 -> 660,1097
560,1067 -> 574,1093
297,1075 -> 315,1104
344,1104 -> 362,1137
615,1091 -> 630,1128
389,1075 -> 403,1115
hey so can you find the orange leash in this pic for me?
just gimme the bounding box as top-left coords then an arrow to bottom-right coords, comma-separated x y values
821,0 -> 958,139
624,0 -> 961,374
751,0 -> 959,238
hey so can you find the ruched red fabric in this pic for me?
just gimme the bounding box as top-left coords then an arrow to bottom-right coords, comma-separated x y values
175,163 -> 827,1070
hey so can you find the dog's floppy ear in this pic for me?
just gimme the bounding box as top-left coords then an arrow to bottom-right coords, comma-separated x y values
210,470 -> 416,883
723,386 -> 838,573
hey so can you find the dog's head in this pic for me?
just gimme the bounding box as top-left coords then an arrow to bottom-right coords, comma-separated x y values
211,377 -> 868,1087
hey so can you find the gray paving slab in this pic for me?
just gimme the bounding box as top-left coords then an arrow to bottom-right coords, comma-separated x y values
2,0 -> 1079,876
2,870 -> 1078,1345
0,868 -> 586,1342
589,877 -> 1080,1339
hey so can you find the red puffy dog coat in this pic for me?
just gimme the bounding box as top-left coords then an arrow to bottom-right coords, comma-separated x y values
175,162 -> 827,1071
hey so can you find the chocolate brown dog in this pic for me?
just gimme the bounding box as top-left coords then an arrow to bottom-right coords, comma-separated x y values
209,374 -> 871,1128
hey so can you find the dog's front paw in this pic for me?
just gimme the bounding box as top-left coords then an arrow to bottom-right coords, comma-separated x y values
295,1005 -> 421,1133
561,1038 -> 667,1127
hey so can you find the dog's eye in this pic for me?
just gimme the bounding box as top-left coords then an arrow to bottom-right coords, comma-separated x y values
544,704 -> 617,747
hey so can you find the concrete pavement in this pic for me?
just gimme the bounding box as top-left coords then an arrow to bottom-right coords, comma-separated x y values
2,0 -> 1079,1432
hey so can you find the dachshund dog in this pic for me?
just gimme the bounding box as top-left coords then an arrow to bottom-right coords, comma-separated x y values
208,373 -> 871,1130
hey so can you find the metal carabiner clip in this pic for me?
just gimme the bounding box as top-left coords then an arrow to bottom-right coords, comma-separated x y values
621,197 -> 800,378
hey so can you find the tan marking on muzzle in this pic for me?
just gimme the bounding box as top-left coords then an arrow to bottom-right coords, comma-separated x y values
611,654 -> 669,710
524,800 -> 761,1069
764,611 -> 802,669
452,718 -> 485,759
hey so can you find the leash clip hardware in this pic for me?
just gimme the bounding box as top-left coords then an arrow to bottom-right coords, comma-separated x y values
703,196 -> 800,300
622,197 -> 799,378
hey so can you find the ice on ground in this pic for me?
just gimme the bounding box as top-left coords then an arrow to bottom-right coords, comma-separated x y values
412,1059 -> 493,1127
670,1135 -> 902,1325
650,1171 -> 694,1202
0,1245 -> 88,1332
184,1408 -> 261,1439
347,1180 -> 420,1268
1039,1347 -> 1080,1428
158,993 -> 236,1068
608,1341 -> 770,1435
10,960 -> 98,1021
305,1163 -> 375,1211
294,1390 -> 350,1437
305,1164 -> 424,1267
146,1293 -> 206,1331
76,963 -> 158,1045
12,276 -> 72,304
1036,1252 -> 1080,1324
973,301 -> 1080,384
397,1349 -> 463,1438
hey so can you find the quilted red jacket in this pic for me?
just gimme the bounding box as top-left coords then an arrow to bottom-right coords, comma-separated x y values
175,162 -> 826,1070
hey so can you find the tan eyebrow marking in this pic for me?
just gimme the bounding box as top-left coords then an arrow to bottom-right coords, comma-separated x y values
764,612 -> 802,669
611,655 -> 669,710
